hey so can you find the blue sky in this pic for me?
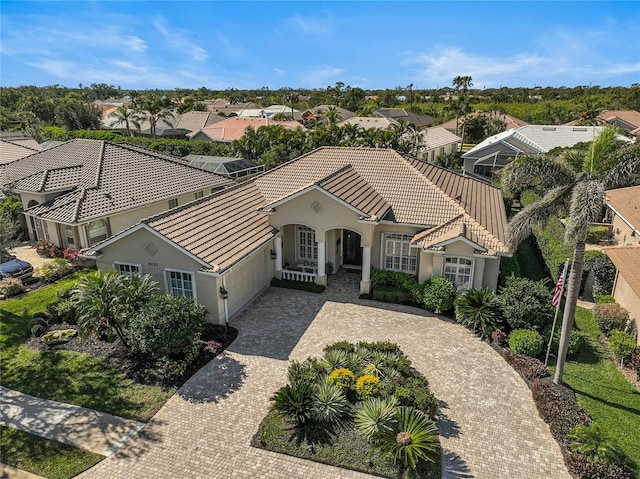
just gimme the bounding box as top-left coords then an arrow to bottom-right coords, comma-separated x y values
1,1 -> 639,90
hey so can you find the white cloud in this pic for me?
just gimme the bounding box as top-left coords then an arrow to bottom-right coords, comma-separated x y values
300,66 -> 344,88
153,18 -> 208,62
288,13 -> 332,34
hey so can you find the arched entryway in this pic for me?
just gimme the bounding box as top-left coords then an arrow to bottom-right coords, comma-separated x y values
341,229 -> 362,269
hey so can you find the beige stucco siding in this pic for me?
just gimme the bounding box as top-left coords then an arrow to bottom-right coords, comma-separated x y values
482,257 -> 501,291
612,214 -> 639,246
224,245 -> 272,321
612,272 -> 640,345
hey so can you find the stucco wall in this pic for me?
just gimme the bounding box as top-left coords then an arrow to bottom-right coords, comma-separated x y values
224,244 -> 271,321
611,215 -> 638,246
612,272 -> 640,345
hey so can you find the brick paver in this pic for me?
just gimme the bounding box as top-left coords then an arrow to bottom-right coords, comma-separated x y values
79,272 -> 571,479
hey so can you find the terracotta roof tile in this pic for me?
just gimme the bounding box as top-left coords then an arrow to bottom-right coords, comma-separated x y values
188,117 -> 305,142
607,186 -> 640,232
604,246 -> 640,297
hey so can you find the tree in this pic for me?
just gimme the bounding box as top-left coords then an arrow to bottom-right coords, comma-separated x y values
139,95 -> 175,138
502,126 -> 640,384
0,211 -> 20,262
112,106 -> 144,137
451,75 -> 473,139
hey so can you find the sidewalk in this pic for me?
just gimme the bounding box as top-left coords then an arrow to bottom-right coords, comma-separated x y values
0,386 -> 144,456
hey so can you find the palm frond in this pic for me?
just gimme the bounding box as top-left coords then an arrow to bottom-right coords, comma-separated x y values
507,185 -> 571,250
583,125 -> 618,175
565,180 -> 606,243
501,155 -> 574,194
602,142 -> 640,189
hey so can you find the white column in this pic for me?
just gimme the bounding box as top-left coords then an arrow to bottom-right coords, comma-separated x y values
360,245 -> 372,294
317,241 -> 326,278
274,236 -> 282,272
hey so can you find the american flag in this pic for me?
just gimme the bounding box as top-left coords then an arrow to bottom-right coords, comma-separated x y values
552,263 -> 568,307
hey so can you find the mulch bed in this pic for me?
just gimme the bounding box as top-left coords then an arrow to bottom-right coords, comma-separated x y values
25,323 -> 238,389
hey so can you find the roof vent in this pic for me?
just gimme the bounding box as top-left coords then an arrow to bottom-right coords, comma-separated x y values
573,127 -> 587,131
459,223 -> 466,236
542,127 -> 556,131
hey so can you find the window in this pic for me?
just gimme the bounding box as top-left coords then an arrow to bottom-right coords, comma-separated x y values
168,198 -> 178,209
443,256 -> 474,290
114,262 -> 141,276
384,233 -> 417,273
65,226 -> 75,246
296,226 -> 317,262
195,191 -> 204,200
88,220 -> 108,245
166,270 -> 195,299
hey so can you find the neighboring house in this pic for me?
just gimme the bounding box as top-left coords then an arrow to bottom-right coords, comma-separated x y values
565,110 -> 640,139
374,108 -> 435,128
184,155 -> 264,179
187,117 -> 306,143
606,186 -> 640,246
440,112 -> 528,136
337,117 -> 398,130
301,105 -> 357,125
90,147 -> 510,325
0,139 -> 41,165
0,139 -> 232,249
414,126 -> 462,163
102,110 -> 226,137
604,185 -> 640,344
462,125 -> 612,180
173,111 -> 227,132
202,99 -> 256,115
235,105 -> 303,122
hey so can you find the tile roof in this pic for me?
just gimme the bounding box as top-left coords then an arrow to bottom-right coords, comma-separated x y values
604,246 -> 640,297
337,117 -> 398,130
606,186 -> 640,232
599,110 -> 640,129
418,126 -> 462,150
187,117 -> 305,142
302,105 -> 356,121
8,139 -> 232,223
95,147 -> 509,273
0,139 -> 40,165
144,182 -> 276,273
440,112 -> 528,133
173,111 -> 226,131
374,108 -> 435,127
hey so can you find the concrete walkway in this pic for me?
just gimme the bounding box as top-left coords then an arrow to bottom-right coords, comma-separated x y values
0,386 -> 144,456
76,272 -> 571,479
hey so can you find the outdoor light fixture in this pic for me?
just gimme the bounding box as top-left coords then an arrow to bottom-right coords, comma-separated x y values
270,249 -> 277,259
219,286 -> 229,299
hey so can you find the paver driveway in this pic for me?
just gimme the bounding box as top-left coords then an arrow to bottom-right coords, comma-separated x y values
79,273 -> 571,479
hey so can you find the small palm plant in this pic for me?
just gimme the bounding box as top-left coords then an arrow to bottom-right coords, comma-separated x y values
376,406 -> 440,470
271,382 -> 314,425
320,349 -> 349,372
355,396 -> 398,439
312,378 -> 349,424
568,422 -> 624,464
454,288 -> 501,339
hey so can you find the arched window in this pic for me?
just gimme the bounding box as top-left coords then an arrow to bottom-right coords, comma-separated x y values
88,220 -> 108,245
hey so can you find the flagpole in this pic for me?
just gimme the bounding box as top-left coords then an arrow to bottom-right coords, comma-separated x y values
545,259 -> 569,367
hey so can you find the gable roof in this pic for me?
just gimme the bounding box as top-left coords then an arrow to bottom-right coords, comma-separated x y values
6,139 -> 232,223
440,112 -> 528,133
173,111 -> 227,131
94,147 -> 509,273
187,117 -> 305,142
606,186 -> 640,233
374,108 -> 435,127
604,246 -> 640,298
337,117 -> 398,130
418,126 -> 462,150
0,139 -> 40,165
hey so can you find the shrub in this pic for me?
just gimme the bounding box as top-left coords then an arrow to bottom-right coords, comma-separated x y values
509,329 -> 543,357
590,253 -> 616,297
357,341 -> 404,356
323,341 -> 355,354
374,406 -> 440,470
607,330 -> 637,365
355,374 -> 381,399
0,277 -> 24,297
566,452 -> 632,479
498,255 -> 521,286
567,422 -> 624,465
355,396 -> 398,439
29,316 -> 49,337
38,258 -> 71,282
271,381 -> 315,425
50,299 -> 78,324
320,350 -> 349,372
594,303 -> 629,335
422,276 -> 456,314
502,348 -> 551,381
35,240 -> 62,258
632,349 -> 640,381
312,380 -> 349,423
454,288 -> 501,338
288,358 -> 323,384
595,294 -> 616,304
543,325 -> 584,358
530,379 -> 591,440
586,226 -> 610,244
127,295 -> 205,357
372,285 -> 413,304
328,367 -> 355,390
498,276 -> 554,331
491,329 -> 508,346
393,376 -> 438,419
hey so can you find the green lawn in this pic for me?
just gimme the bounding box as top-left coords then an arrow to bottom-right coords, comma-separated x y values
1,427 -> 103,479
553,307 -> 640,476
0,274 -> 175,422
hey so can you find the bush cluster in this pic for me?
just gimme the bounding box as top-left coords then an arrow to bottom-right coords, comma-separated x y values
607,330 -> 637,365
38,258 -> 72,283
421,276 -> 456,314
594,303 -> 629,335
585,226 -> 610,244
372,285 -> 413,305
543,325 -> 584,358
0,277 -> 24,297
498,276 -> 554,332
509,329 -> 544,357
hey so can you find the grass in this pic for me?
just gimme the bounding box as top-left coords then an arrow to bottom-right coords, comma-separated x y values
0,427 -> 103,479
1,273 -> 175,422
552,307 -> 640,477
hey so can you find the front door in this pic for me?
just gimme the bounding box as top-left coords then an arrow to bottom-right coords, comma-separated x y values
342,230 -> 362,266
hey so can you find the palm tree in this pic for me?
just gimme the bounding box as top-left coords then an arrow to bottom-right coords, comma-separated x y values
139,95 -> 175,138
502,126 -> 639,384
452,76 -> 473,137
112,106 -> 143,137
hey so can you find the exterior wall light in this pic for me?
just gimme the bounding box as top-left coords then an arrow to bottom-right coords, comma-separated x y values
219,286 -> 229,299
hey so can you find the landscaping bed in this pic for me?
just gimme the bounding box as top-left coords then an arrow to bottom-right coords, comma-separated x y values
253,341 -> 441,478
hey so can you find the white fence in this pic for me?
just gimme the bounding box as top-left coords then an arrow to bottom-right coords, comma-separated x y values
281,269 -> 316,283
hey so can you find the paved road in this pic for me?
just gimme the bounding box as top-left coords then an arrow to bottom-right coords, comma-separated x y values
78,272 -> 571,479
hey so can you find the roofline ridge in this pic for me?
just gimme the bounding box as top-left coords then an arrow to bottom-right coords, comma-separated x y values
413,214 -> 465,242
315,163 -> 355,185
38,169 -> 50,192
94,140 -> 106,188
73,188 -> 88,223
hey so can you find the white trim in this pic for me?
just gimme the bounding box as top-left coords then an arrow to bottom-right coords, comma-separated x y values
382,232 -> 418,274
426,236 -> 487,252
113,261 -> 142,276
164,268 -> 197,303
608,204 -> 640,236
91,223 -> 211,269
296,225 -> 318,263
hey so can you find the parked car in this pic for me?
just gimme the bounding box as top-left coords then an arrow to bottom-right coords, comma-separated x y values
0,257 -> 34,281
